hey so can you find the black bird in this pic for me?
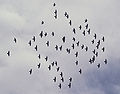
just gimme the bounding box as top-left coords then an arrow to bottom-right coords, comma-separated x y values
85,24 -> 88,29
92,49 -> 96,54
35,45 -> 37,51
38,54 -> 40,59
7,51 -> 10,56
92,55 -> 95,62
89,59 -> 93,64
97,40 -> 100,45
52,32 -> 54,36
66,48 -> 71,54
28,40 -> 31,46
94,33 -> 97,39
32,36 -> 35,42
102,36 -> 105,42
58,83 -> 61,89
54,15 -> 57,19
44,32 -> 47,37
79,25 -> 82,30
91,40 -> 94,44
87,28 -> 90,34
46,41 -> 49,47
57,67 -> 60,72
55,45 -> 58,50
69,77 -> 72,82
14,37 -> 17,43
73,28 -> 76,34
48,65 -> 51,70
64,12 -> 67,16
75,52 -> 78,57
62,36 -> 65,43
71,44 -> 75,49
69,20 -> 72,26
29,69 -> 32,75
60,72 -> 63,77
59,45 -> 62,51
61,77 -> 64,82
53,77 -> 56,82
68,83 -> 71,88
66,14 -> 69,19
37,63 -> 41,68
95,52 -> 98,57
53,3 -> 56,7
72,37 -> 75,42
79,69 -> 82,74
41,21 -> 44,24
85,19 -> 87,23
104,59 -> 107,64
85,46 -> 88,51
45,56 -> 48,61
51,62 -> 54,66
55,61 -> 58,66
81,44 -> 84,49
75,60 -> 78,65
39,31 -> 43,38
97,63 -> 100,68
96,44 -> 99,49
76,41 -> 80,46
83,30 -> 85,36
102,47 -> 105,52
54,10 -> 57,14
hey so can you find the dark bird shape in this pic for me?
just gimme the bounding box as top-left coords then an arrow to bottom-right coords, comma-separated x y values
92,55 -> 95,62
71,44 -> 75,49
41,21 -> 44,24
60,72 -> 63,77
96,44 -> 99,49
75,52 -> 78,57
66,14 -> 69,19
85,24 -> 88,29
73,28 -> 76,34
76,41 -> 80,46
102,36 -> 105,42
53,3 -> 56,7
69,77 -> 72,82
81,44 -> 84,49
68,83 -> 71,88
95,52 -> 98,57
32,36 -> 35,42
91,40 -> 94,44
14,37 -> 17,43
46,41 -> 49,47
87,28 -> 90,34
45,56 -> 48,61
72,37 -> 75,42
94,33 -> 97,39
51,62 -> 54,66
55,45 -> 58,50
44,32 -> 47,37
29,69 -> 32,75
37,63 -> 41,68
69,20 -> 72,26
57,67 -> 60,72
62,36 -> 65,43
39,31 -> 43,38
48,65 -> 51,70
61,77 -> 64,82
85,46 -> 88,51
7,51 -> 10,56
92,49 -> 96,54
35,45 -> 37,51
55,61 -> 58,66
28,40 -> 31,46
54,15 -> 57,19
85,19 -> 87,23
97,40 -> 100,45
104,59 -> 107,64
58,83 -> 61,89
82,30 -> 85,36
79,25 -> 82,30
38,54 -> 40,59
53,77 -> 56,82
52,32 -> 55,36
102,47 -> 105,52
54,10 -> 57,14
64,12 -> 67,16
59,45 -> 62,51
79,69 -> 82,74
75,60 -> 78,65
97,63 -> 100,68
66,48 -> 71,54
89,59 -> 93,64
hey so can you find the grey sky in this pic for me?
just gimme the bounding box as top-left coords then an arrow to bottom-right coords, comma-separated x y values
0,0 -> 120,94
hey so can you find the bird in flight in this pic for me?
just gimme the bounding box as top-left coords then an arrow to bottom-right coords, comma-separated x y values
28,40 -> 31,46
53,3 -> 56,7
97,63 -> 100,68
14,37 -> 17,43
79,69 -> 82,74
69,77 -> 72,82
7,51 -> 10,56
32,36 -> 35,42
53,77 -> 56,82
35,45 -> 38,51
38,54 -> 40,59
104,59 -> 107,64
85,19 -> 88,23
68,83 -> 71,88
45,56 -> 48,61
62,36 -> 66,43
48,65 -> 51,70
37,63 -> 41,68
58,83 -> 61,89
41,21 -> 44,24
39,31 -> 43,38
29,69 -> 32,75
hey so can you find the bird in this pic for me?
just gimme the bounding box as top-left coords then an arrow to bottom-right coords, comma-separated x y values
55,45 -> 58,50
75,52 -> 78,57
85,19 -> 87,23
46,41 -> 49,47
38,54 -> 40,59
97,63 -> 100,68
61,77 -> 64,82
71,44 -> 75,49
85,24 -> 88,29
7,51 -> 10,56
102,47 -> 105,52
51,62 -> 54,66
92,49 -> 96,54
57,67 -> 60,72
89,59 -> 93,64
39,31 -> 43,38
87,28 -> 90,34
32,36 -> 35,42
54,10 -> 57,14
62,36 -> 65,43
73,28 -> 76,34
45,56 -> 48,61
72,37 -> 75,42
69,20 -> 72,26
29,69 -> 32,75
68,83 -> 71,88
76,41 -> 80,46
96,44 -> 99,49
66,14 -> 69,19
81,44 -> 84,49
14,37 -> 17,43
94,33 -> 97,39
52,32 -> 55,36
54,15 -> 57,19
79,25 -> 82,30
92,55 -> 95,62
95,52 -> 98,57
44,32 -> 47,37
53,3 -> 56,7
64,12 -> 67,16
69,77 -> 72,82
102,36 -> 105,42
79,69 -> 82,74
55,61 -> 58,66
60,72 -> 63,77
104,59 -> 107,64
28,40 -> 31,46
66,48 -> 71,54
75,60 -> 78,65
58,83 -> 61,89
41,21 -> 44,24
37,63 -> 41,68
83,30 -> 85,36
48,65 -> 51,70
59,45 -> 62,51
35,45 -> 37,51
91,40 -> 94,44
97,40 -> 100,45
85,46 -> 88,51
53,77 -> 56,82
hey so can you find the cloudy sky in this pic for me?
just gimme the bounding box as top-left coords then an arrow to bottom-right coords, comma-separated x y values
0,0 -> 120,94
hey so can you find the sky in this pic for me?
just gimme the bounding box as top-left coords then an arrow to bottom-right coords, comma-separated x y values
0,0 -> 120,94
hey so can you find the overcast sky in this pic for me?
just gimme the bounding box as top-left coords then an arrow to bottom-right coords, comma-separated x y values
0,0 -> 120,94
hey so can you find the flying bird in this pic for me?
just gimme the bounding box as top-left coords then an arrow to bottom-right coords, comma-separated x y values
91,40 -> 94,44
69,20 -> 72,26
61,77 -> 64,82
85,46 -> 88,51
79,25 -> 82,30
102,47 -> 105,52
94,33 -> 97,39
58,83 -> 61,89
81,44 -> 84,49
72,37 -> 75,42
28,40 -> 31,46
76,41 -> 80,46
83,30 -> 85,36
45,56 -> 48,61
60,72 -> 63,77
35,45 -> 37,51
79,69 -> 82,74
85,24 -> 88,29
52,32 -> 55,36
73,28 -> 76,34
55,45 -> 58,50
41,21 -> 44,24
104,59 -> 107,64
85,19 -> 87,23
71,44 -> 75,49
102,36 -> 105,42
38,54 -> 40,59
48,65 -> 51,70
69,77 -> 72,82
14,37 -> 17,43
51,62 -> 54,66
53,3 -> 56,7
7,51 -> 10,56
57,67 -> 60,72
62,36 -> 65,43
68,83 -> 71,88
97,63 -> 100,68
32,36 -> 35,42
44,32 -> 47,37
75,52 -> 78,57
75,60 -> 78,65
66,48 -> 71,54
37,63 -> 41,68
39,31 -> 43,38
53,77 -> 56,82
29,69 -> 32,75
59,45 -> 62,51
46,41 -> 49,47
87,29 -> 90,34
55,61 -> 58,66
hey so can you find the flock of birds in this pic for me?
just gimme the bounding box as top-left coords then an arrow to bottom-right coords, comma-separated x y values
6,3 -> 108,89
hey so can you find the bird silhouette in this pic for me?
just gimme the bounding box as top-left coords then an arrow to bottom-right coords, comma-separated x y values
72,37 -> 75,42
75,52 -> 78,57
46,41 -> 49,47
37,63 -> 41,68
62,36 -> 65,43
69,77 -> 72,82
91,40 -> 94,44
39,31 -> 43,38
71,44 -> 75,49
60,72 -> 63,77
29,69 -> 32,75
38,54 -> 40,59
53,77 -> 56,82
48,65 -> 51,70
66,48 -> 71,54
85,19 -> 87,23
58,83 -> 61,89
92,49 -> 96,54
53,3 -> 56,7
76,41 -> 80,46
89,59 -> 93,64
75,60 -> 78,65
102,36 -> 105,42
68,83 -> 71,88
83,30 -> 85,36
55,45 -> 58,50
51,62 -> 54,66
32,36 -> 35,42
104,59 -> 107,64
69,20 -> 72,26
85,46 -> 88,51
41,21 -> 44,24
14,37 -> 17,43
7,51 -> 10,56
79,69 -> 82,74
52,32 -> 55,36
73,28 -> 76,34
79,25 -> 82,30
44,32 -> 47,37
59,45 -> 62,51
87,29 -> 90,34
95,52 -> 98,57
35,45 -> 37,51
85,24 -> 88,29
94,33 -> 97,39
81,44 -> 84,49
57,67 -> 60,72
102,47 -> 105,52
54,15 -> 57,19
97,63 -> 100,68
45,56 -> 48,61
55,61 -> 57,66
61,77 -> 64,82
54,10 -> 57,14
28,40 -> 31,46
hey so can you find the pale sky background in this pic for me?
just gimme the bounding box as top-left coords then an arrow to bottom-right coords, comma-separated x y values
0,0 -> 120,94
